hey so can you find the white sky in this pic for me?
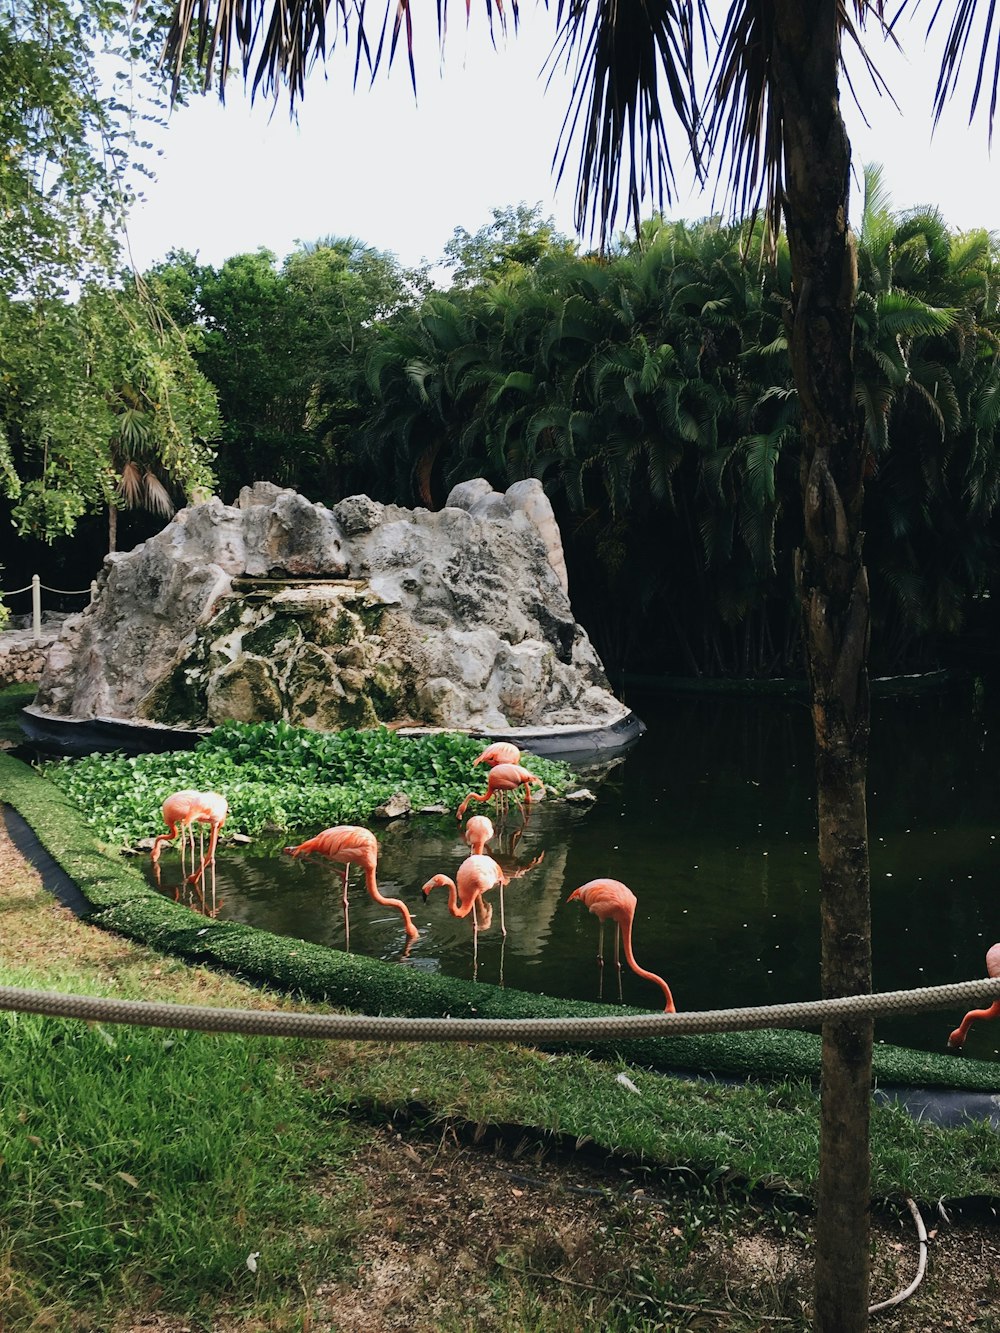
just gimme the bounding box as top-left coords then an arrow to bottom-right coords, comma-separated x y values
121,8 -> 1000,275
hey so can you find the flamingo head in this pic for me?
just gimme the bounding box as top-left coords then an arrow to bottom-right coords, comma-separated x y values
947,1029 -> 966,1052
421,874 -> 449,901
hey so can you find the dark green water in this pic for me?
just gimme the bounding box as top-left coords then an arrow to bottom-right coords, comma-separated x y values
147,682 -> 1000,1060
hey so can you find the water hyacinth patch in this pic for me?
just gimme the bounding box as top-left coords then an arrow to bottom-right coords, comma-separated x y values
41,721 -> 574,847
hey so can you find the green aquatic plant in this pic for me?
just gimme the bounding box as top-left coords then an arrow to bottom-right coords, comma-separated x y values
41,721 -> 574,847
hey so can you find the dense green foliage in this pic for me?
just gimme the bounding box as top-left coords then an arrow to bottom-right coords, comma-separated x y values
0,4 -> 219,545
346,194 -> 1000,678
0,282 -> 219,543
41,721 -> 574,846
145,239 -> 419,500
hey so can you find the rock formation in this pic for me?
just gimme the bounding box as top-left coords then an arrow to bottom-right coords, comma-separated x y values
32,480 -> 628,736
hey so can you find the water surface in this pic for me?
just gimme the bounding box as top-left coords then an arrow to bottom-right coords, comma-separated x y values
146,683 -> 1000,1061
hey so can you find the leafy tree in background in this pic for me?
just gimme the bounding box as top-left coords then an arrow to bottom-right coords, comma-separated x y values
146,239 -> 416,500
0,2 -> 219,547
0,283 -> 219,548
442,202 -> 578,289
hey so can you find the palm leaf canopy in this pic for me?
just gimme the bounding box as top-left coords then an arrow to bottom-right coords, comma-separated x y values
162,2 -> 1000,241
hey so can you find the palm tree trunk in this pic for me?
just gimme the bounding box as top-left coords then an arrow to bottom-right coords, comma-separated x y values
108,502 -> 118,555
772,4 -> 873,1330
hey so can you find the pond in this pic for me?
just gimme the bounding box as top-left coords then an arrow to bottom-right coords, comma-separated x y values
144,681 -> 1000,1062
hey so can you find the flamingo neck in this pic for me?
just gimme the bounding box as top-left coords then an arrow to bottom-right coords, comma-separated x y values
620,919 -> 676,1013
951,999 -> 1000,1046
365,865 -> 419,936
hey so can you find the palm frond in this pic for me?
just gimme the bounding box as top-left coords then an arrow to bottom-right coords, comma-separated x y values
923,0 -> 1000,141
547,0 -> 701,239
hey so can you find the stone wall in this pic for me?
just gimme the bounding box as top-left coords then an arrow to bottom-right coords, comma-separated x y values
0,628 -> 62,688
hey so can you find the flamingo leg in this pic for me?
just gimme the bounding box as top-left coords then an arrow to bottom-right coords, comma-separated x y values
498,884 -> 506,938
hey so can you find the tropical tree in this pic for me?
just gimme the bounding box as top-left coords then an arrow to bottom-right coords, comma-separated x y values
0,282 -> 220,547
159,4 -> 1000,1328
443,202 -> 578,288
146,239 -> 416,499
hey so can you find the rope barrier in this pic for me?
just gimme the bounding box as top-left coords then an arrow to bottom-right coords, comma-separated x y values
0,574 -> 96,639
1,975 -> 998,1042
1,582 -> 91,597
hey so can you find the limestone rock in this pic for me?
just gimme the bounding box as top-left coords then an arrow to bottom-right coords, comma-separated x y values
32,482 -> 628,735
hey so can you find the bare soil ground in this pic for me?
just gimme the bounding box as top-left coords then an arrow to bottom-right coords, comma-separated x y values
110,1127 -> 1000,1331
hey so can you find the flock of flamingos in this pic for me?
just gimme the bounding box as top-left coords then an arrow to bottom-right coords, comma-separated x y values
147,740 -> 999,1049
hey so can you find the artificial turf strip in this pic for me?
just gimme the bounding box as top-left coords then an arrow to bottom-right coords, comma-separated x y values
0,750 -> 997,1094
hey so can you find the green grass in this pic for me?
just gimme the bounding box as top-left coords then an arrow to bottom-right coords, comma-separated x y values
310,1040 -> 1000,1204
0,967 -> 361,1326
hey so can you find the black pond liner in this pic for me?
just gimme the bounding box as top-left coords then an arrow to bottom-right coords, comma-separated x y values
3,800 -> 997,1133
18,704 -> 647,763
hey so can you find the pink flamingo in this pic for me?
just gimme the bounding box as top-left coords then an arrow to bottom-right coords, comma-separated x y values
283,825 -> 419,942
456,763 -> 545,821
948,943 -> 1000,1051
151,789 -> 228,883
151,789 -> 203,865
473,741 -> 521,768
422,854 -> 510,953
462,814 -> 495,856
567,878 -> 676,1013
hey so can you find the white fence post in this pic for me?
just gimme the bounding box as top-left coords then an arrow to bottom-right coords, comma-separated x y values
31,574 -> 41,641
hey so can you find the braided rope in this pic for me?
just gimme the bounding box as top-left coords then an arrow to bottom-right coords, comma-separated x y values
1,976 -> 998,1042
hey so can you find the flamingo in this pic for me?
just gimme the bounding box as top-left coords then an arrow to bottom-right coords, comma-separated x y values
462,814 -> 495,856
422,854 -> 510,955
151,789 -> 203,865
567,878 -> 676,1013
151,789 -> 229,883
283,825 -> 419,942
948,943 -> 1000,1051
473,741 -> 521,769
456,763 -> 545,821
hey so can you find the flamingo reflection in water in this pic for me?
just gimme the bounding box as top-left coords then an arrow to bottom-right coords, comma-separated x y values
283,824 -> 419,950
948,943 -> 1000,1052
567,878 -> 676,1013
